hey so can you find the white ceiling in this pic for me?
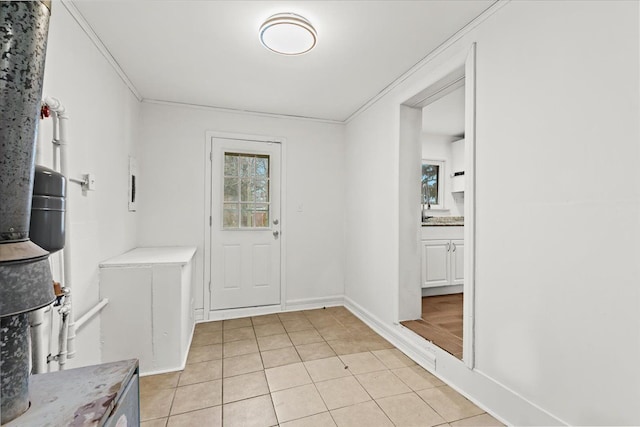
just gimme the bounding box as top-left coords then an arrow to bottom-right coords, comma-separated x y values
72,0 -> 495,122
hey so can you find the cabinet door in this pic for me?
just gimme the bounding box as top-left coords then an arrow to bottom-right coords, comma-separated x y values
422,240 -> 450,288
451,239 -> 464,285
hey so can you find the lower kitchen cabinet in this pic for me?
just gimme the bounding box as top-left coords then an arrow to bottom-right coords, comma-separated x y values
421,239 -> 464,288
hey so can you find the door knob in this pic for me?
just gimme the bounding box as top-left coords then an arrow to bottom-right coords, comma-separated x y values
273,230 -> 279,238
273,219 -> 279,225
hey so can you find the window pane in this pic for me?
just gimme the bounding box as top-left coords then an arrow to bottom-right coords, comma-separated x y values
240,204 -> 253,227
422,164 -> 439,204
240,179 -> 254,202
254,179 -> 268,202
254,204 -> 269,227
224,154 -> 238,176
255,156 -> 269,177
224,154 -> 271,229
239,157 -> 255,177
223,203 -> 239,228
224,178 -> 239,202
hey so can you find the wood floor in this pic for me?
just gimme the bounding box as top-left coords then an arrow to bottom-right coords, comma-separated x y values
401,293 -> 463,359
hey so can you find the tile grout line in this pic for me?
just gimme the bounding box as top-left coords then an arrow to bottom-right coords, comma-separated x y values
152,309 -> 487,426
251,317 -> 279,426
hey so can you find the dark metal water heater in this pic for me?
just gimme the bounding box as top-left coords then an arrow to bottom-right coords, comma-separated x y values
30,165 -> 66,253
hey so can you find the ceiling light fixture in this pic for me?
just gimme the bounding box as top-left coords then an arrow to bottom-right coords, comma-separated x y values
259,13 -> 317,55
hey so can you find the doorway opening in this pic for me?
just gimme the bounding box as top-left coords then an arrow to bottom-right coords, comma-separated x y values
398,44 -> 476,367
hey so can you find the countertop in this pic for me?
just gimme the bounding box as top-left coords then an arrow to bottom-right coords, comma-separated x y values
100,246 -> 197,267
422,216 -> 464,227
5,359 -> 138,426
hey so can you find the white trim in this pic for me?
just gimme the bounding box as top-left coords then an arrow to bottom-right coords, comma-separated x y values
345,0 -> 510,124
62,1 -> 142,101
398,43 -> 477,368
207,304 -> 282,321
344,297 -> 436,371
462,43 -> 477,369
204,296 -> 343,321
63,1 -> 507,124
346,297 -> 565,426
143,99 -> 343,125
204,131 -> 287,319
471,366 -> 571,426
284,295 -> 344,311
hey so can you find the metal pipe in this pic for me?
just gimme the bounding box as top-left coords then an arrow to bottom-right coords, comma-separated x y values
51,112 -> 59,170
75,298 -> 109,331
47,305 -> 55,373
36,117 -> 44,166
28,307 -> 48,374
57,304 -> 70,370
44,97 -> 77,362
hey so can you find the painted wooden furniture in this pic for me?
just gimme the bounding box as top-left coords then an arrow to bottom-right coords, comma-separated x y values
99,247 -> 196,375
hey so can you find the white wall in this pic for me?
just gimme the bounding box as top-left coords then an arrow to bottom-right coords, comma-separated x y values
40,3 -> 141,368
345,1 -> 640,425
136,102 -> 345,314
398,106 -> 422,321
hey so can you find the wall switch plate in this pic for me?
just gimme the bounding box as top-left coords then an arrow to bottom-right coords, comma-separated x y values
83,173 -> 96,191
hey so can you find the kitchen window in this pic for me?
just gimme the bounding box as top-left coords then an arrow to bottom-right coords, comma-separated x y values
422,159 -> 445,210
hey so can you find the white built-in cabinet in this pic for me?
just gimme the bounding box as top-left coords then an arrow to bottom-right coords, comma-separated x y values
421,226 -> 464,289
450,138 -> 465,193
99,247 -> 196,375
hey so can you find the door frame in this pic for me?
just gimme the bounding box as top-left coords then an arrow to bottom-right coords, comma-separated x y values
398,43 -> 477,369
203,131 -> 287,320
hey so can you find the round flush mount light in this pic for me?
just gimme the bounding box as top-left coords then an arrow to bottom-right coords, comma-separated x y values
259,13 -> 317,55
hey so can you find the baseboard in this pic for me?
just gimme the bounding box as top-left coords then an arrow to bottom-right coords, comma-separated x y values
284,295 -> 344,311
204,295 -> 344,321
343,296 -> 436,371
422,285 -> 463,297
207,304 -> 282,321
194,308 -> 204,322
344,296 -> 565,426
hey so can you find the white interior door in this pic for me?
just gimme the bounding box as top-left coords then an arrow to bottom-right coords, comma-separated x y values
210,138 -> 281,310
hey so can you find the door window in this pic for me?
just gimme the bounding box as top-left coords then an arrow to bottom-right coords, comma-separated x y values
223,153 -> 270,228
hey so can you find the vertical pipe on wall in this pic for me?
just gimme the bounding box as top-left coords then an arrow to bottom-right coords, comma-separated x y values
28,308 -> 47,374
43,98 -> 76,363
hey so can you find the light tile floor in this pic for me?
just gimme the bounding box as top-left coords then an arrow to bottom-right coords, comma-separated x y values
140,307 -> 503,427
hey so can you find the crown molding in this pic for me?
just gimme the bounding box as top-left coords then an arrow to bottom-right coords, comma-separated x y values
344,0 -> 511,123
142,99 -> 344,125
61,0 -> 142,101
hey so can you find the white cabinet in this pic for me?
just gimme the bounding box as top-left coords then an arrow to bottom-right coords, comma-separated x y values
421,239 -> 463,288
450,138 -> 465,193
450,240 -> 464,285
99,247 -> 196,375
